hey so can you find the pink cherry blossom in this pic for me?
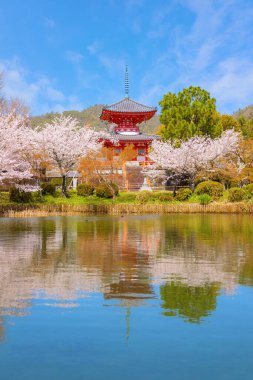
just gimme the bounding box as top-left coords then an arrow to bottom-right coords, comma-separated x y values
31,115 -> 109,195
0,111 -> 32,183
148,130 -> 240,187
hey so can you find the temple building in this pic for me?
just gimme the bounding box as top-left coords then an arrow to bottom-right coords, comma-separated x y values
100,66 -> 160,162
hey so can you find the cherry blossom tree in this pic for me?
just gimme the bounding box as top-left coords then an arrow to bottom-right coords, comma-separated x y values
0,111 -> 32,185
205,138 -> 253,187
148,129 -> 240,189
32,115 -> 108,196
0,75 -> 38,193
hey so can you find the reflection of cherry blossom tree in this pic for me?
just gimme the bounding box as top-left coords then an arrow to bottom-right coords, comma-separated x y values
0,111 -> 32,184
31,115 -> 107,196
148,130 -> 240,188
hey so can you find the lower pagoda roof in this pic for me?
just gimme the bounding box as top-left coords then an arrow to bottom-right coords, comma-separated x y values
113,132 -> 160,141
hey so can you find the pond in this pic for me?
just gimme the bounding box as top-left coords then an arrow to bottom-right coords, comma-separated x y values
0,214 -> 253,380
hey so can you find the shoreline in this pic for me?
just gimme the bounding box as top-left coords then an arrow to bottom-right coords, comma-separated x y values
1,202 -> 253,217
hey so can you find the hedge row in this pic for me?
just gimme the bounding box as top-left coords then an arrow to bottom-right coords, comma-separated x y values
7,179 -> 253,204
135,181 -> 253,204
77,182 -> 119,198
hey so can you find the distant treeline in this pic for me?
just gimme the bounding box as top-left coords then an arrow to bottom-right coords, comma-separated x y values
30,104 -> 161,134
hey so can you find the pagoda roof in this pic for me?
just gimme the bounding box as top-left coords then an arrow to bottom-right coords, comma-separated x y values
102,97 -> 157,114
113,132 -> 160,141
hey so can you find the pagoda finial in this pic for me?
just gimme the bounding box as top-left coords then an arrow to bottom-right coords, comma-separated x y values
125,65 -> 129,98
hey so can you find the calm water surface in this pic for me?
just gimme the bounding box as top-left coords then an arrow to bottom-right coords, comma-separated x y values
0,214 -> 253,380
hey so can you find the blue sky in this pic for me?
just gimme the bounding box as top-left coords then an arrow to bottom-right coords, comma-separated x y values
0,0 -> 253,115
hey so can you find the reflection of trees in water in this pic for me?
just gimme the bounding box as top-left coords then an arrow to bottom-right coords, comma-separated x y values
0,317 -> 4,341
239,253 -> 253,287
76,218 -> 156,306
154,215 -> 253,292
160,281 -> 220,323
0,215 -> 253,330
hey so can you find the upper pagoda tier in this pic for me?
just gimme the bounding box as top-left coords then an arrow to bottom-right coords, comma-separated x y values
100,97 -> 157,134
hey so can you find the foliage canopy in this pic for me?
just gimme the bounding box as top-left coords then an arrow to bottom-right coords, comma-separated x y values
159,86 -> 222,142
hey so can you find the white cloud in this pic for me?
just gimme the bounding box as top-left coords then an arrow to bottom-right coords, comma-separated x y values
0,57 -> 70,114
139,83 -> 167,106
131,19 -> 141,34
86,42 -> 125,77
146,3 -> 176,39
2,1 -> 253,116
206,59 -> 253,111
65,50 -> 84,63
124,0 -> 144,11
88,44 -> 125,76
64,50 -> 100,90
45,18 -> 56,29
98,55 -> 125,76
45,84 -> 65,102
138,0 -> 253,113
87,41 -> 100,55
0,57 -> 40,106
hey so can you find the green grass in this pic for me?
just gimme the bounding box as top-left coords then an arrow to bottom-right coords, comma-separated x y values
0,190 -> 179,206
187,190 -> 230,203
0,192 -> 13,205
39,191 -> 176,205
40,191 -> 140,205
0,189 -> 248,207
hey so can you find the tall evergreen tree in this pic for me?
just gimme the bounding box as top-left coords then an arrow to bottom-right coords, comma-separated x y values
159,86 -> 222,142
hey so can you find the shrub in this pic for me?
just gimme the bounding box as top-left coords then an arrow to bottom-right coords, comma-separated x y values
95,182 -> 119,198
9,187 -> 33,203
0,192 -> 9,203
198,194 -> 212,205
175,188 -> 192,201
77,183 -> 94,196
50,178 -> 62,187
109,182 -> 119,196
157,192 -> 173,202
228,187 -> 249,202
50,178 -> 72,187
41,182 -> 56,196
135,191 -> 153,204
96,183 -> 112,198
195,181 -> 223,198
244,184 -> 253,197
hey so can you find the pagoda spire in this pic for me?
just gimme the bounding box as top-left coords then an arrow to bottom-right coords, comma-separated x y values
125,65 -> 129,98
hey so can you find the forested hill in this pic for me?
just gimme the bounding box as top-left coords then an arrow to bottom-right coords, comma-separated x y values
30,104 -> 161,134
30,103 -> 253,135
233,105 -> 253,120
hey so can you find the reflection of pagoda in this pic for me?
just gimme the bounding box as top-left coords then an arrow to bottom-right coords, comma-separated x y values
104,280 -> 154,301
100,66 -> 160,162
104,280 -> 155,342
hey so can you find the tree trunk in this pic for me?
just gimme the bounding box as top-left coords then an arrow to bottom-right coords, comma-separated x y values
62,174 -> 69,197
106,181 -> 116,203
189,176 -> 195,191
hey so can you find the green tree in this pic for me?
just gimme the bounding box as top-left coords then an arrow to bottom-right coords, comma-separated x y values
159,86 -> 222,142
160,281 -> 220,323
219,114 -> 240,131
238,117 -> 253,139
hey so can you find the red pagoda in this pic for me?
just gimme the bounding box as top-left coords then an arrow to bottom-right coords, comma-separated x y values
100,66 -> 159,162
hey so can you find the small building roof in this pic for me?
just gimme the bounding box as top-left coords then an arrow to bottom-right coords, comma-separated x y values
102,97 -> 157,113
46,170 -> 80,178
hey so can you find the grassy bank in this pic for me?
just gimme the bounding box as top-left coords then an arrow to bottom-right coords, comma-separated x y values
0,189 -> 233,205
1,201 -> 253,217
1,191 -> 253,217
